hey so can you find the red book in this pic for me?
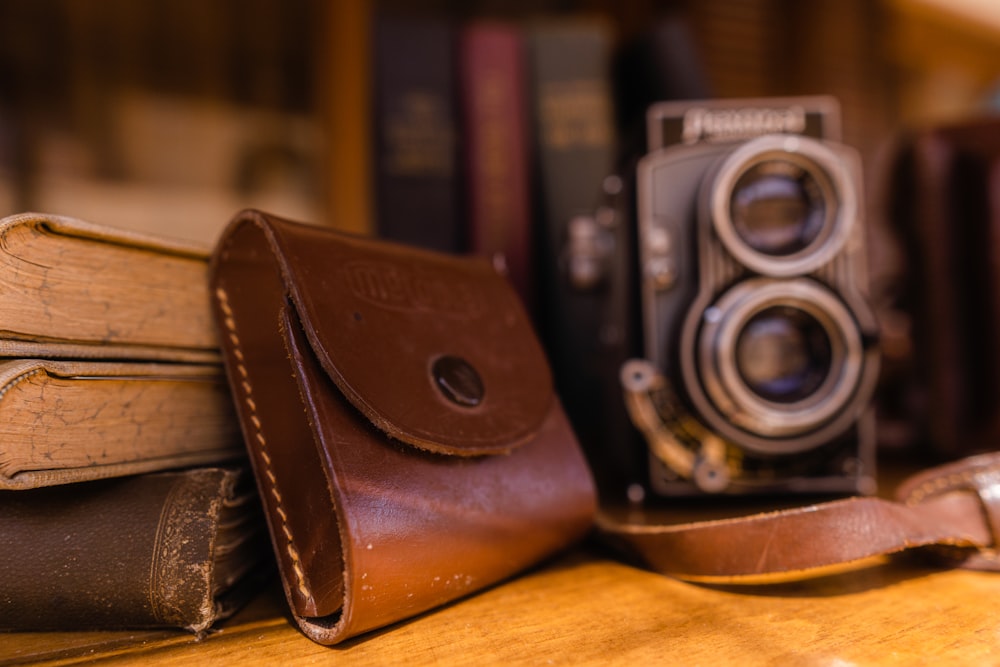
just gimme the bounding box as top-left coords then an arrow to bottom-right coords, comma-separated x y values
458,21 -> 534,311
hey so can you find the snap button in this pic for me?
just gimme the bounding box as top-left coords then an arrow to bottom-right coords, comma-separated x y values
432,356 -> 484,407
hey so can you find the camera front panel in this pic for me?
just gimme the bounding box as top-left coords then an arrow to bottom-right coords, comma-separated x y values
633,130 -> 880,497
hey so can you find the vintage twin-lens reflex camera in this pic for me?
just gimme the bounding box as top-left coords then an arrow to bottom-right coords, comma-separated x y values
621,97 -> 881,496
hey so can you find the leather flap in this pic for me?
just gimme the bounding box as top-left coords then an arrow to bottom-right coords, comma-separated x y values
263,215 -> 553,456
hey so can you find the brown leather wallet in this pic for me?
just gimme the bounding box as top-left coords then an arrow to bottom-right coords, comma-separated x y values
209,210 -> 596,644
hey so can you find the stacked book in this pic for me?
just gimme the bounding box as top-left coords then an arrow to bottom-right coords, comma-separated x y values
0,213 -> 265,633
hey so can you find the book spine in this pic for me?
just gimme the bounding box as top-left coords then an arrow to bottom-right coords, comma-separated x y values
612,14 -> 712,157
0,359 -> 244,491
0,468 -> 248,632
904,135 -> 966,452
527,19 -> 641,495
372,15 -> 461,253
458,21 -> 534,311
925,128 -> 1000,453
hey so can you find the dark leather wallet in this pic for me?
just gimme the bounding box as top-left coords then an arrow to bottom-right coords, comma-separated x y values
209,210 -> 596,644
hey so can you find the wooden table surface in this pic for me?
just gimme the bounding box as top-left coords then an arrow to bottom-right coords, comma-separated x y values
5,536 -> 1000,666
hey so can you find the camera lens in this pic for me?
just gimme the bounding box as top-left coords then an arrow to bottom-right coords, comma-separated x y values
734,306 -> 832,403
687,277 -> 874,453
705,135 -> 857,277
730,161 -> 826,256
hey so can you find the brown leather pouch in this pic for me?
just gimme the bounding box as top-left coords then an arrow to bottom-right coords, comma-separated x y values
209,209 -> 596,644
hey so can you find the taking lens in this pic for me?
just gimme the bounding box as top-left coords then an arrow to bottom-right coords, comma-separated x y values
734,305 -> 832,404
729,160 -> 827,256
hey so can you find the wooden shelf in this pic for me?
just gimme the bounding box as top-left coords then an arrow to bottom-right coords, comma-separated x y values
7,541 -> 1000,665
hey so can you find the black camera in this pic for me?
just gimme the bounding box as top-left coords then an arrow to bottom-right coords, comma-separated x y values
621,97 -> 881,496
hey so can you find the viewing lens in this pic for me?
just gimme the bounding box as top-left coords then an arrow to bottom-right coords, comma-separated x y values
730,160 -> 827,256
735,306 -> 832,404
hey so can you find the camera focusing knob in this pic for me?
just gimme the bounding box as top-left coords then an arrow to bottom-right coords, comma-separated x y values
647,257 -> 676,291
645,228 -> 676,290
566,214 -> 614,290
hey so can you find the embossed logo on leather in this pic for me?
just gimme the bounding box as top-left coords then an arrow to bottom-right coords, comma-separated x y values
343,261 -> 484,316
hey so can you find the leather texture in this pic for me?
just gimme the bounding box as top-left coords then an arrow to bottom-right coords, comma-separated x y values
210,210 -> 597,645
598,452 -> 1000,580
0,467 -> 265,632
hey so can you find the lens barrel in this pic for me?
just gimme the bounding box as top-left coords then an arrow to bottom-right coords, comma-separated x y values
705,135 -> 856,277
683,272 -> 876,456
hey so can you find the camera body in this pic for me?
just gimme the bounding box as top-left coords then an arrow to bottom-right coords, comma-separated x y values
626,97 -> 881,496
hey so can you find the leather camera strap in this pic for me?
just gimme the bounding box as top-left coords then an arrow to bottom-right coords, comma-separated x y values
597,452 -> 1000,580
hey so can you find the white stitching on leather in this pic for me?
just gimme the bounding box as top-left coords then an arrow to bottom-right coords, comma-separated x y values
216,287 -> 310,600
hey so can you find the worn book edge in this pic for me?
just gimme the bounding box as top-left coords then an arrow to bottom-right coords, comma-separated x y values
0,358 -> 244,490
0,212 -> 219,355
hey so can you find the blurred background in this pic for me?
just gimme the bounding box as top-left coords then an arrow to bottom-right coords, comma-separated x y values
2,0 -> 999,461
1,0 -> 997,242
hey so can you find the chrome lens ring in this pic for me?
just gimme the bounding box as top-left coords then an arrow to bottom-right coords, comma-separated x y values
707,134 -> 856,277
697,278 -> 864,444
